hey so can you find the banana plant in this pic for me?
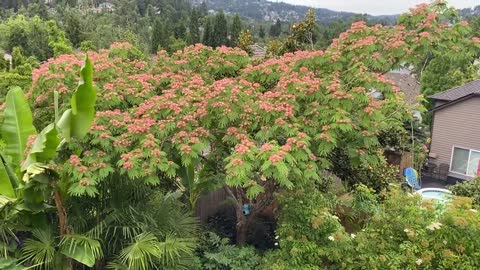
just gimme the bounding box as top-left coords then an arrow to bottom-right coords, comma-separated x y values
0,87 -> 36,198
0,56 -> 102,268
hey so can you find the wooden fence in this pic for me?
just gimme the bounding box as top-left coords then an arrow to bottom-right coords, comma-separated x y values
195,188 -> 230,223
385,150 -> 413,178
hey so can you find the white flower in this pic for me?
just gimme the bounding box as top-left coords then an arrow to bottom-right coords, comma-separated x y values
274,242 -> 279,246
328,236 -> 335,241
416,259 -> 423,265
404,228 -> 410,233
427,222 -> 443,231
350,233 -> 356,239
275,235 -> 279,240
470,209 -> 478,213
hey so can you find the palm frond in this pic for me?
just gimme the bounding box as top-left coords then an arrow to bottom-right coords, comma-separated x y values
114,232 -> 161,270
20,229 -> 56,270
157,234 -> 197,269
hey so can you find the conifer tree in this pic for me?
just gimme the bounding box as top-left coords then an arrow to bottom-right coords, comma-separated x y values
202,16 -> 213,46
151,18 -> 169,53
269,19 -> 282,37
258,25 -> 266,38
230,14 -> 242,46
189,8 -> 201,44
212,10 -> 228,47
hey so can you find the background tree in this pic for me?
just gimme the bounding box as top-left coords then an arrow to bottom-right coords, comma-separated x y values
269,19 -> 281,37
398,2 -> 480,115
258,25 -> 265,39
212,10 -> 228,47
230,14 -> 242,46
174,20 -> 187,40
199,0 -> 208,16
188,7 -> 201,44
151,18 -> 169,53
203,16 -> 214,46
283,9 -> 318,52
63,8 -> 85,48
237,29 -> 253,53
0,15 -> 72,61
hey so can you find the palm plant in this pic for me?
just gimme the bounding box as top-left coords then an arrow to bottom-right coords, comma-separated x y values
66,175 -> 200,270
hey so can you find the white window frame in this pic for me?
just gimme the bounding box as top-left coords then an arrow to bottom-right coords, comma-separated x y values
449,146 -> 480,177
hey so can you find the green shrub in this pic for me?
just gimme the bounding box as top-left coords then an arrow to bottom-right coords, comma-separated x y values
449,177 -> 480,208
198,232 -> 262,270
0,72 -> 31,103
261,185 -> 480,269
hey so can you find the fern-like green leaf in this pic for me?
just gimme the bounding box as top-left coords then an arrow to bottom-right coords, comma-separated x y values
21,229 -> 56,270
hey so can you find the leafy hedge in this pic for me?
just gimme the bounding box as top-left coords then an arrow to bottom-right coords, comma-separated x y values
450,178 -> 480,208
261,185 -> 480,269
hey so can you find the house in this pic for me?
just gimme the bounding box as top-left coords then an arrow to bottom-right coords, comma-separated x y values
428,80 -> 480,182
385,71 -> 422,120
249,43 -> 266,59
370,71 -> 422,121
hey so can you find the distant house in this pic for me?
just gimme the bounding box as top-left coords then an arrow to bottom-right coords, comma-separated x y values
370,71 -> 422,121
98,2 -> 115,12
428,80 -> 480,182
249,43 -> 266,59
385,72 -> 422,120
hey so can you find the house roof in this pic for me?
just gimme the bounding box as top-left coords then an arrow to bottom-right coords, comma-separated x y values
385,72 -> 420,106
431,93 -> 480,112
430,79 -> 480,101
249,43 -> 266,59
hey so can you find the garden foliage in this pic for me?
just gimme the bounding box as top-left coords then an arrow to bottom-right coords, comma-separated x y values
262,185 -> 480,269
1,2 -> 479,269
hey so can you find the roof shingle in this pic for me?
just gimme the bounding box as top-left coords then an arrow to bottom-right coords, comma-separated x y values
385,72 -> 420,106
430,79 -> 480,101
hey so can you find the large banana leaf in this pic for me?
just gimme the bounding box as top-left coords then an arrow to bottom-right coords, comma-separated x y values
1,87 -> 36,168
0,153 -> 17,197
58,56 -> 96,141
60,235 -> 102,267
22,124 -> 60,172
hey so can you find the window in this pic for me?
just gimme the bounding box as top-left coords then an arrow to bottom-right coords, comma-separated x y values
450,147 -> 480,177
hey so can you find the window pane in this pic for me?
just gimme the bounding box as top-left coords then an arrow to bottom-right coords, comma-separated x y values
467,151 -> 480,177
451,148 -> 469,174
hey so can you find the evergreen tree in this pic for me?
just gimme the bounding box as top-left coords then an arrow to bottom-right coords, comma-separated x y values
63,9 -> 84,47
199,1 -> 208,17
212,10 -> 228,47
258,25 -> 265,38
202,16 -> 213,46
230,14 -> 242,46
174,21 -> 187,39
189,8 -> 201,44
269,19 -> 281,37
114,0 -> 139,27
151,18 -> 169,53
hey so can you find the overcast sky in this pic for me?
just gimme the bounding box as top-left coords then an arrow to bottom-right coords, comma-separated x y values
273,0 -> 480,15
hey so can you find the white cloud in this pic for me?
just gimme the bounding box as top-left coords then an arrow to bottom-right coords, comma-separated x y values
272,0 -> 480,15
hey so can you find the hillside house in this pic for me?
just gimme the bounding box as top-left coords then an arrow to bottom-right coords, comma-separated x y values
427,80 -> 480,183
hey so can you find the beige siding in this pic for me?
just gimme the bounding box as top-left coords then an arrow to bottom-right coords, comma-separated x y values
430,97 -> 480,179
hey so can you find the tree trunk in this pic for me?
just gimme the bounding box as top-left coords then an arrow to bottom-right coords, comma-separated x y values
224,181 -> 277,246
53,186 -> 69,236
235,208 -> 250,245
